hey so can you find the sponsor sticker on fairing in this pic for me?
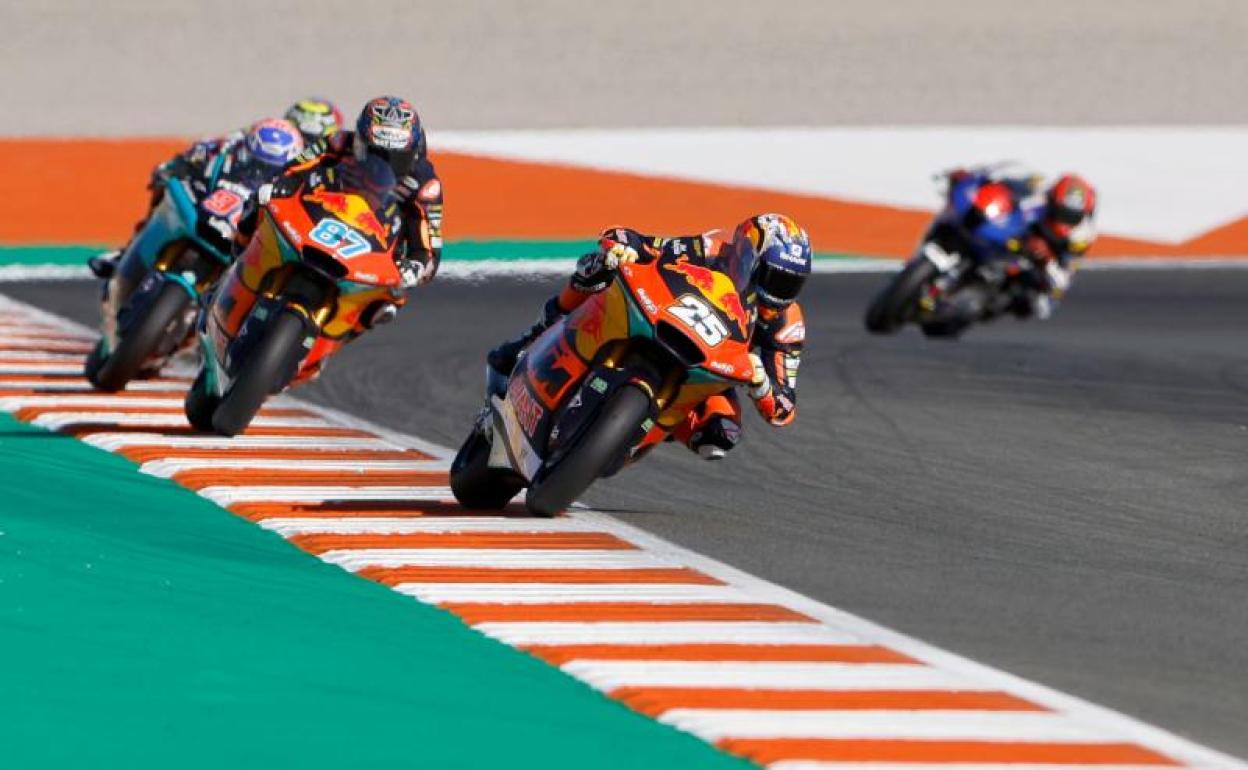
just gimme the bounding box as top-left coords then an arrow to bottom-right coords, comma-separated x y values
282,221 -> 303,245
635,287 -> 659,314
506,376 -> 544,437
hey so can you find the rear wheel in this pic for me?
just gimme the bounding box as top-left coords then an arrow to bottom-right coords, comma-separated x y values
525,384 -> 651,518
449,426 -> 525,510
183,366 -> 220,432
864,258 -> 938,334
86,281 -> 190,391
920,319 -> 969,339
211,310 -> 307,437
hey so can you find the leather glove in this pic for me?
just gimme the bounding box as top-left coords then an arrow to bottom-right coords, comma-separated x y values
602,241 -> 640,269
571,241 -> 640,293
398,259 -> 425,289
747,352 -> 771,400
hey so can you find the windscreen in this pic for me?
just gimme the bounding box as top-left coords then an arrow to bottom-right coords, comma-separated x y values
336,153 -> 400,212
720,233 -> 761,295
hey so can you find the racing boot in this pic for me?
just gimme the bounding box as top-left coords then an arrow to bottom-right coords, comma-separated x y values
688,414 -> 742,461
486,296 -> 564,377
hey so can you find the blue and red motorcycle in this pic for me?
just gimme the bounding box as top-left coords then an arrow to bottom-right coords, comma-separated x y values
864,168 -> 1048,338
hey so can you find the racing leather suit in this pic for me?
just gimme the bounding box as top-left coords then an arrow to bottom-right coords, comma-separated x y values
282,131 -> 444,285
490,226 -> 804,459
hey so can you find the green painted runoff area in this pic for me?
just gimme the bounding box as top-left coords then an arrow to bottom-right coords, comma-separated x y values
0,413 -> 754,769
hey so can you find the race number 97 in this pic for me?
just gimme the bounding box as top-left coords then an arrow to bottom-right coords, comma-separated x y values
667,295 -> 729,346
309,218 -> 370,258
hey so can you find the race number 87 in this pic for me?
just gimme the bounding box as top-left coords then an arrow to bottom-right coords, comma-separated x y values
309,218 -> 370,258
668,295 -> 729,346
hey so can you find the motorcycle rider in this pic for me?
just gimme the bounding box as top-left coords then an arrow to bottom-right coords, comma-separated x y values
487,213 -> 811,460
283,97 -> 344,151
87,101 -> 333,279
931,167 -> 1097,327
258,95 -> 443,288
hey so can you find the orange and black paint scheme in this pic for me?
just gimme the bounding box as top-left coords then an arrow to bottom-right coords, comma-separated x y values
543,229 -> 804,450
204,160 -> 406,389
500,227 -> 801,474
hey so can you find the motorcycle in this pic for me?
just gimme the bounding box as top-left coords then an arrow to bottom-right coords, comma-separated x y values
85,156 -> 271,390
864,173 -> 1045,338
186,153 -> 405,436
450,247 -> 757,517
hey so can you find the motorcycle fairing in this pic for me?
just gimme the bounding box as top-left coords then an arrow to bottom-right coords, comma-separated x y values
488,252 -> 755,483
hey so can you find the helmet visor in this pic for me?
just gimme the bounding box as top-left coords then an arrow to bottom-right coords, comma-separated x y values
1050,205 -> 1087,226
755,262 -> 805,306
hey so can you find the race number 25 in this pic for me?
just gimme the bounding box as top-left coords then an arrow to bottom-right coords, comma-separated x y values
309,218 -> 370,258
667,295 -> 729,346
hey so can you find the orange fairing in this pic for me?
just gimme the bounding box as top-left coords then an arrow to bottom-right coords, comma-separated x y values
552,253 -> 755,433
617,256 -> 755,383
207,169 -> 405,388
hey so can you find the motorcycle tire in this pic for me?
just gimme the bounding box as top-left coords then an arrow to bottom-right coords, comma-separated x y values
183,366 -> 221,432
85,281 -> 190,392
525,383 -> 651,518
449,426 -> 525,510
210,309 -> 307,437
920,320 -> 969,339
864,258 -> 939,334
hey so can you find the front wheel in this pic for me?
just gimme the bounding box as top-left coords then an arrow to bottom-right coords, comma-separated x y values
184,366 -> 220,432
864,258 -> 939,334
210,309 -> 308,436
525,384 -> 652,518
449,426 -> 525,510
85,281 -> 190,391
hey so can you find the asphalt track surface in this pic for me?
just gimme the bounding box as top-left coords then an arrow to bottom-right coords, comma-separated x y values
8,271 -> 1248,757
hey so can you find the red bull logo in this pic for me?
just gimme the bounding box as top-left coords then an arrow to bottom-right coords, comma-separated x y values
304,187 -> 388,243
664,258 -> 748,332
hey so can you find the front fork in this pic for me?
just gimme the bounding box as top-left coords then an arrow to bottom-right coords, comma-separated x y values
917,241 -> 967,315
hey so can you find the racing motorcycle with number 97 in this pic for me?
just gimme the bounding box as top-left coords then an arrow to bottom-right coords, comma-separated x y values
84,135 -> 291,391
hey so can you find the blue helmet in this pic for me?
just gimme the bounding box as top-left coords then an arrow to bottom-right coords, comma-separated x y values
731,213 -> 812,308
244,118 -> 304,167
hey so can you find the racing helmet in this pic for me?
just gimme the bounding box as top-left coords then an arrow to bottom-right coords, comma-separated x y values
1043,174 -> 1098,253
730,214 -> 812,309
1045,174 -> 1096,229
284,97 -> 344,143
243,118 -> 304,168
352,96 -> 426,176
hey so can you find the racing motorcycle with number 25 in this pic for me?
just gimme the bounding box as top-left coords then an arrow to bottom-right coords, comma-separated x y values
450,248 -> 758,517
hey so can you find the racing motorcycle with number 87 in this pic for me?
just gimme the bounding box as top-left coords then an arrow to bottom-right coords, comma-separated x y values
185,153 -> 406,435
